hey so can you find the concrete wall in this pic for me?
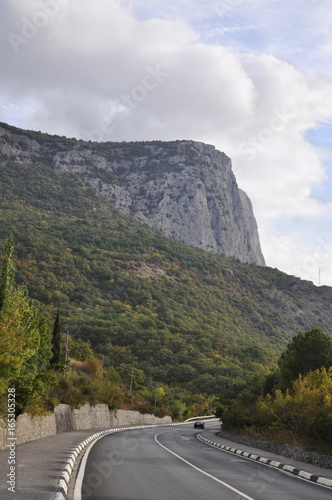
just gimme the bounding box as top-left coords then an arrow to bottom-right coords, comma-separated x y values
0,405 -> 172,450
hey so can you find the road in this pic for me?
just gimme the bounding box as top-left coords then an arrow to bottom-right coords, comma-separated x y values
77,422 -> 332,500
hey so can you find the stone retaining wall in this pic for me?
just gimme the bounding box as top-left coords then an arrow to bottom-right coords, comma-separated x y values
71,403 -> 111,431
15,412 -> 57,445
0,404 -> 172,450
54,403 -> 74,433
219,429 -> 332,469
110,409 -> 172,427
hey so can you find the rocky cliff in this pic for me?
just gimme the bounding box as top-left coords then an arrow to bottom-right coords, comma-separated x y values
0,123 -> 265,265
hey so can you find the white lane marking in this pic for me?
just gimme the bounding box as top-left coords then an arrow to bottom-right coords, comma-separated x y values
73,434 -> 108,500
73,426 -> 193,499
154,433 -> 256,500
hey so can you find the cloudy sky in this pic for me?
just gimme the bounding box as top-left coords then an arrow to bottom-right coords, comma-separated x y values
2,0 -> 332,285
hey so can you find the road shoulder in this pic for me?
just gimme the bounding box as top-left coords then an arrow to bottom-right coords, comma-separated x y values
0,428 -> 108,500
199,429 -> 332,487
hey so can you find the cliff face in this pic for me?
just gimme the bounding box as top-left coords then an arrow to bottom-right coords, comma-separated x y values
0,124 -> 265,265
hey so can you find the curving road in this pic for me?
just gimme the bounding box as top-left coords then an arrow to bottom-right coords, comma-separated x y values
76,422 -> 332,500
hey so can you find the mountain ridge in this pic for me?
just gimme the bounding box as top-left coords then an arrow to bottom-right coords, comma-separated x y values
0,122 -> 265,266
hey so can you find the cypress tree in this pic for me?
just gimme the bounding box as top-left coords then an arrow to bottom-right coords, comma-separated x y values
50,310 -> 61,369
0,237 -> 15,313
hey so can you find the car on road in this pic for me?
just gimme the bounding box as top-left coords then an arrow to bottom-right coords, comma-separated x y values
194,421 -> 205,429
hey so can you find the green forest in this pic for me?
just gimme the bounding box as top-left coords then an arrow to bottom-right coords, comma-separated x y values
0,123 -> 331,447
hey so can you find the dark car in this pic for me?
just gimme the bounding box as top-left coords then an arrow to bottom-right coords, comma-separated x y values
194,421 -> 205,429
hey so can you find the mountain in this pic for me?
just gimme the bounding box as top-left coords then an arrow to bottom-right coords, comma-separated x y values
0,122 -> 331,396
0,122 -> 265,266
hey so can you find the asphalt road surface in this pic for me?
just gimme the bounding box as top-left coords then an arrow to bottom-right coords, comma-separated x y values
77,423 -> 332,500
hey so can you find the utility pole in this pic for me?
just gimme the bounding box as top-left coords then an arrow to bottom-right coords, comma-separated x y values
129,366 -> 134,396
64,331 -> 69,377
179,393 -> 183,416
100,355 -> 104,384
154,383 -> 158,408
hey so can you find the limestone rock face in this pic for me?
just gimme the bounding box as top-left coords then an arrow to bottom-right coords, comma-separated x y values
81,141 -> 265,266
0,124 -> 265,265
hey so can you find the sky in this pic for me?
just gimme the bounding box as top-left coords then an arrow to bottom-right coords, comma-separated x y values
1,0 -> 332,285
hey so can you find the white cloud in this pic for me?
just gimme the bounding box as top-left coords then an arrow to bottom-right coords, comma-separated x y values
2,0 -> 332,284
261,222 -> 332,286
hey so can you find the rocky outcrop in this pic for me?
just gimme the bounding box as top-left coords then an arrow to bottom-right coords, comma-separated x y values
0,123 -> 265,265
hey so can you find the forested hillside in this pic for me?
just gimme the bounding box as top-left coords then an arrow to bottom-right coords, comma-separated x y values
0,138 -> 331,400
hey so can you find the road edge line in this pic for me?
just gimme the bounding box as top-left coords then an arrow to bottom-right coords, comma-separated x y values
154,432 -> 255,500
197,434 -> 332,488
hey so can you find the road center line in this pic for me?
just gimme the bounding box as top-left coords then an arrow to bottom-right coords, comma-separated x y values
154,432 -> 256,500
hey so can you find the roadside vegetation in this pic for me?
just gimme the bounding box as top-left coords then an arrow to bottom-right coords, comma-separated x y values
216,328 -> 332,450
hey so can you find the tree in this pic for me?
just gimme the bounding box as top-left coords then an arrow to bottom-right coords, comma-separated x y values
0,238 -> 54,415
14,317 -> 55,415
278,328 -> 332,389
0,237 -> 15,312
0,239 -> 40,394
50,310 -> 61,369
